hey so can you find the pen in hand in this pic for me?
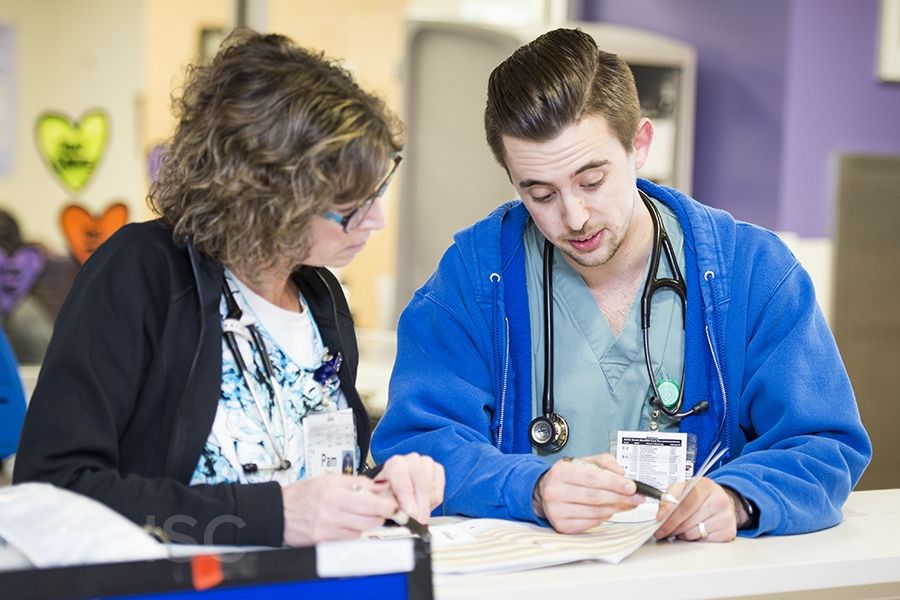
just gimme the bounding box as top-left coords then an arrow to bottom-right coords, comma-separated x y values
631,479 -> 680,505
562,456 -> 679,504
358,476 -> 432,540
389,511 -> 431,541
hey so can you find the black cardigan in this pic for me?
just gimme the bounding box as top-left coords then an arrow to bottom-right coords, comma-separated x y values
14,220 -> 370,546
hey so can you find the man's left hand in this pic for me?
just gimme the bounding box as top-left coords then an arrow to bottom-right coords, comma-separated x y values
653,477 -> 740,542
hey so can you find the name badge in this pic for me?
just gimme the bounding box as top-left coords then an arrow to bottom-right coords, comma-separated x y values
302,408 -> 357,477
614,430 -> 696,489
606,430 -> 696,523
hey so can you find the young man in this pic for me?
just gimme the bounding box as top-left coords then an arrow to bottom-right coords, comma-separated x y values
373,28 -> 870,541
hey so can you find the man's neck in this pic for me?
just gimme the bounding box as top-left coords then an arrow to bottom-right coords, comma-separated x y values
570,196 -> 654,336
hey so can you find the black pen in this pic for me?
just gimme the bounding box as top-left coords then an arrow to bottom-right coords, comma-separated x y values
390,511 -> 431,541
631,479 -> 679,504
359,470 -> 432,541
563,456 -> 679,504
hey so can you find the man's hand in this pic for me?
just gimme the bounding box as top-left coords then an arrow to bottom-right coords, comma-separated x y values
375,452 -> 445,525
653,477 -> 741,542
532,453 -> 645,534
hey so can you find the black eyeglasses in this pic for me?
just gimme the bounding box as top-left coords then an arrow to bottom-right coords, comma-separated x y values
321,153 -> 402,232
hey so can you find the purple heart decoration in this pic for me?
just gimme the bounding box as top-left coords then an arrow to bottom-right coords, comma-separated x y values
148,143 -> 167,185
0,246 -> 46,314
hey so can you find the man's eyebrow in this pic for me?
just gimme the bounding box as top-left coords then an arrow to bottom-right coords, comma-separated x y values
574,160 -> 609,175
517,160 -> 609,188
518,177 -> 552,188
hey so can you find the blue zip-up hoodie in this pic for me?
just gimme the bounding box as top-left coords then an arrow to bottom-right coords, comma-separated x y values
373,179 -> 871,536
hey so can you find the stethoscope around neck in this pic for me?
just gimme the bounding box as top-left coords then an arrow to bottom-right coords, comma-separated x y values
222,279 -> 294,474
528,190 -> 708,453
221,276 -> 342,474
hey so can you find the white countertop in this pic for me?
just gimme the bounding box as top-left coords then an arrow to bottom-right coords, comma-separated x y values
434,489 -> 900,600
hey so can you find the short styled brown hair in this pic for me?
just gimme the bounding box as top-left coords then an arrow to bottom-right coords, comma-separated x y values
484,28 -> 640,168
149,28 -> 403,277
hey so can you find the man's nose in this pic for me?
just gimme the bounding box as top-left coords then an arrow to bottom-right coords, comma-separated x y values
560,193 -> 589,232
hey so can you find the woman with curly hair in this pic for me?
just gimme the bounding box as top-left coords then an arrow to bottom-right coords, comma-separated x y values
14,28 -> 443,547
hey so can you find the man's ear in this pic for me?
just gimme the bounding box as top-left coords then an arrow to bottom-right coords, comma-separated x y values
632,118 -> 654,170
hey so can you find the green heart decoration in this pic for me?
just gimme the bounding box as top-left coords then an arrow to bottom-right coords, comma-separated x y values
35,110 -> 109,193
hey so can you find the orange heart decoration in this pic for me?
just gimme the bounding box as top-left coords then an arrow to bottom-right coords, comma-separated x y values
60,202 -> 129,264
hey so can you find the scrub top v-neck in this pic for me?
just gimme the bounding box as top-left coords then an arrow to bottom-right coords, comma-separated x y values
524,197 -> 686,463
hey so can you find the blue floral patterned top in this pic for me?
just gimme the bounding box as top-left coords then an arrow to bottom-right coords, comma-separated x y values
190,278 -> 348,487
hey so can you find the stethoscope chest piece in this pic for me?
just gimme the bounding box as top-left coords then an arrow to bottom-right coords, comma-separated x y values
656,379 -> 680,410
529,413 -> 569,453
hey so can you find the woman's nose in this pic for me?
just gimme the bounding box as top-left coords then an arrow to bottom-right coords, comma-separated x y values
359,195 -> 387,231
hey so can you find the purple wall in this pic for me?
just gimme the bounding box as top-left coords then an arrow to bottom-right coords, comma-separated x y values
582,0 -> 900,236
780,0 -> 900,236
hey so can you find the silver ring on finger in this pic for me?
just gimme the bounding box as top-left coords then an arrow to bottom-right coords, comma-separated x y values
698,520 -> 709,539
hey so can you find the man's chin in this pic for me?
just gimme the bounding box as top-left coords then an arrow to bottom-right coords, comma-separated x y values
561,245 -> 615,269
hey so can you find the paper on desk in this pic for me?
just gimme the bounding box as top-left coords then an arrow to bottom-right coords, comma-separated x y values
164,543 -> 270,559
430,518 -> 662,574
431,443 -> 728,575
0,483 -> 167,569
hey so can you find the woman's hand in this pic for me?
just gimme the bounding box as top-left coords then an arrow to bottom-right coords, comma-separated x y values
281,473 -> 397,546
375,453 -> 445,525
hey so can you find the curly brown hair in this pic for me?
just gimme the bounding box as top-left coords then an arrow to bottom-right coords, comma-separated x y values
484,28 -> 639,168
148,28 -> 403,277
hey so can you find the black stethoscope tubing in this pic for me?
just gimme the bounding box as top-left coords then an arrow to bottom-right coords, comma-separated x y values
530,190 -> 707,453
640,189 -> 689,418
541,233 -> 555,422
